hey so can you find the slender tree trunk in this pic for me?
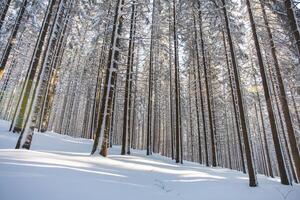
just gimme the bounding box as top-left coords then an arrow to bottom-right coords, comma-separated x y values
38,0 -> 73,132
121,2 -> 136,155
173,0 -> 182,164
264,55 -> 297,182
109,86 -> 117,148
90,5 -> 112,139
253,73 -> 274,178
222,29 -> 246,173
131,52 -> 139,149
147,0 -> 157,156
260,0 -> 300,182
221,0 -> 257,187
246,0 -> 289,185
197,0 -> 216,167
91,0 -> 125,155
168,3 -> 174,160
193,10 -> 208,167
223,84 -> 232,169
188,68 -> 194,162
13,0 -> 57,134
192,46 -> 202,164
16,0 -> 67,149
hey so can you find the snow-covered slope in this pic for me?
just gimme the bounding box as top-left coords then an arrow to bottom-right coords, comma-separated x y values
0,120 -> 299,200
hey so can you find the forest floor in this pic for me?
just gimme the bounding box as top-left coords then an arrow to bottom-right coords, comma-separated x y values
0,120 -> 300,200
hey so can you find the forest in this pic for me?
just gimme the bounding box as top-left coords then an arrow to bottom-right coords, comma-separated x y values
0,0 -> 300,199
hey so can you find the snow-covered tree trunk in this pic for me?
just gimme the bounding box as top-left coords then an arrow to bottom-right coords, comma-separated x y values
12,0 -> 58,134
17,0 -> 67,149
91,0 -> 125,156
121,1 -> 136,155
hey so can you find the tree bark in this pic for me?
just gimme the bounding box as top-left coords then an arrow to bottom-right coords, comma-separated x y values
197,0 -> 216,167
221,28 -> 246,173
246,0 -> 289,185
121,1 -> 136,155
193,10 -> 208,166
12,0 -> 58,134
91,0 -> 125,155
260,0 -> 300,182
221,0 -> 257,187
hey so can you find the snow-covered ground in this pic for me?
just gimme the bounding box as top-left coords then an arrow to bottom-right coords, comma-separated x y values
0,120 -> 299,200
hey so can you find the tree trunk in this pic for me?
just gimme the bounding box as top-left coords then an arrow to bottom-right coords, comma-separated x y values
221,29 -> 246,173
191,42 -> 202,164
173,0 -> 182,164
146,0 -> 157,156
221,0 -> 257,187
121,1 -> 136,155
260,0 -> 300,182
38,0 -> 73,132
12,0 -> 57,134
16,0 -> 67,149
168,3 -> 174,160
193,10 -> 208,166
253,73 -> 274,178
246,0 -> 289,185
197,0 -> 216,167
91,0 -> 125,155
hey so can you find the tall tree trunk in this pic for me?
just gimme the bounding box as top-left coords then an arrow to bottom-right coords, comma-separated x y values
193,10 -> 208,166
109,88 -> 117,148
268,63 -> 297,182
147,0 -> 157,156
121,1 -> 136,155
91,0 -> 125,155
173,0 -> 182,164
223,82 -> 232,169
245,0 -> 289,185
90,5 -> 112,139
260,0 -> 300,182
253,73 -> 274,178
188,66 -> 195,162
221,0 -> 257,187
221,29 -> 246,173
197,0 -> 216,167
192,44 -> 202,164
130,51 -> 139,149
12,0 -> 57,134
38,0 -> 73,132
168,3 -> 174,160
16,0 -> 67,149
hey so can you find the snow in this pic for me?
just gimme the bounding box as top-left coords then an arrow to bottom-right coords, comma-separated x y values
0,120 -> 299,200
